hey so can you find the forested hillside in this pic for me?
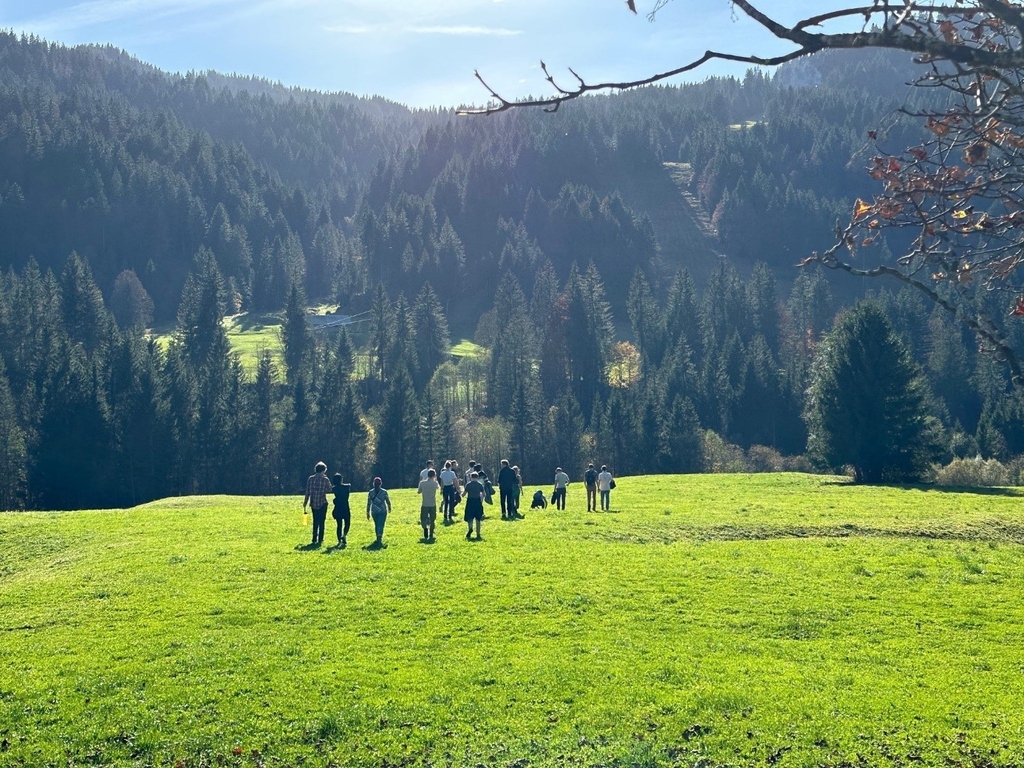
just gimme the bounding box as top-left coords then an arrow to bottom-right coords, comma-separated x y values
1,34 -> 1022,510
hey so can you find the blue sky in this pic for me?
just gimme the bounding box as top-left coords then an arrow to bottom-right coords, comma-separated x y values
2,0 -> 824,108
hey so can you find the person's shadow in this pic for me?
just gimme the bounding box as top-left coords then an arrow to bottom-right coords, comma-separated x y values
363,541 -> 387,551
294,541 -> 321,552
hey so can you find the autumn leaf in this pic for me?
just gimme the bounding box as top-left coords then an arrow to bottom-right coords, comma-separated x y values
952,209 -> 970,219
867,130 -> 877,140
910,147 -> 928,161
927,117 -> 950,136
853,198 -> 873,219
939,20 -> 960,43
1011,297 -> 1024,317
965,142 -> 989,164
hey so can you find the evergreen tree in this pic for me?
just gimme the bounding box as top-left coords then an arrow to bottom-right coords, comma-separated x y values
550,389 -> 585,479
367,283 -> 395,387
411,283 -> 451,391
0,363 -> 26,509
110,270 -> 155,331
60,252 -> 112,356
282,282 -> 311,384
627,268 -> 665,366
805,302 -> 941,483
375,367 -> 420,485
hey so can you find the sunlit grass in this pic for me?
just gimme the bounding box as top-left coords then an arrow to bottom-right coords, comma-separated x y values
450,338 -> 485,358
3,474 -> 1024,766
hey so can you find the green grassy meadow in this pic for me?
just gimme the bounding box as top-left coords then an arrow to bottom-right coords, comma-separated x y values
3,474 -> 1024,767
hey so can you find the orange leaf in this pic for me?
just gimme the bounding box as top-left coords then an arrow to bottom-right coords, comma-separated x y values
853,199 -> 873,219
1011,297 -> 1024,317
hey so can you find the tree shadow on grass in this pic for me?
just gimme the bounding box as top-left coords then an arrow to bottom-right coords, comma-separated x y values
233,313 -> 281,332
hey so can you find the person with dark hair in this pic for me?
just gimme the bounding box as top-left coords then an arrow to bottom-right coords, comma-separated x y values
366,477 -> 392,548
553,467 -> 569,510
463,471 -> 486,540
584,463 -> 599,512
418,468 -> 440,541
598,465 -> 614,511
531,489 -> 548,509
303,461 -> 332,546
497,459 -> 517,519
511,465 -> 524,518
331,473 -> 352,548
439,460 -> 458,523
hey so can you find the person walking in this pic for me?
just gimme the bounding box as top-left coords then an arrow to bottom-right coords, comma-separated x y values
418,468 -> 440,541
420,460 -> 435,482
366,477 -> 392,548
584,463 -> 599,512
511,465 -> 524,518
303,462 -> 333,547
497,459 -> 517,520
331,472 -> 352,548
463,471 -> 486,540
553,467 -> 570,510
598,465 -> 614,511
439,460 -> 459,523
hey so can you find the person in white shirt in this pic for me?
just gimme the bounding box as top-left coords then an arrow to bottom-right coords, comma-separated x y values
419,460 -> 435,482
439,460 -> 459,523
418,468 -> 440,541
553,467 -> 570,510
597,465 -> 613,511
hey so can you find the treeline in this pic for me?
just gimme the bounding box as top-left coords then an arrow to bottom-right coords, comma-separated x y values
3,249 -> 1024,511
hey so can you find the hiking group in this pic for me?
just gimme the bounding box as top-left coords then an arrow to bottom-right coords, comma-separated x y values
301,458 -> 616,549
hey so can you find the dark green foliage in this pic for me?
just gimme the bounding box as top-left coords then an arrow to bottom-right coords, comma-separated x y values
374,367 -> 420,485
805,302 -> 942,483
110,270 -> 155,331
0,363 -> 26,509
282,283 -> 311,384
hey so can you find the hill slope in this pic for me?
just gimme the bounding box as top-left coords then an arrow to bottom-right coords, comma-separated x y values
3,474 -> 1024,767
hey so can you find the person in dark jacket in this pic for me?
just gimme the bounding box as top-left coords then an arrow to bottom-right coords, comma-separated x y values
497,459 -> 518,519
331,473 -> 352,548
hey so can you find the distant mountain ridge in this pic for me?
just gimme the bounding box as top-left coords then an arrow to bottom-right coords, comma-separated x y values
0,33 -> 928,331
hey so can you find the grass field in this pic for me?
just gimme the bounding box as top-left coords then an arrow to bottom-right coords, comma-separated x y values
3,474 -> 1024,767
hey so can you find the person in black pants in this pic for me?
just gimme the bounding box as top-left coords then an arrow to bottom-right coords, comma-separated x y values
303,461 -> 332,546
497,459 -> 518,520
331,473 -> 352,548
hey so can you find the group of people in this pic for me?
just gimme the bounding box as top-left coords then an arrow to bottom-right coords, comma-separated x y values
301,458 -> 616,549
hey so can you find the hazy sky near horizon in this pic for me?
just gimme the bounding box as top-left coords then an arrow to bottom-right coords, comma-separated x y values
3,0 -> 827,108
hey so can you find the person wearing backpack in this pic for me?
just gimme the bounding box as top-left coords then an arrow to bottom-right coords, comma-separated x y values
366,477 -> 392,548
584,463 -> 599,512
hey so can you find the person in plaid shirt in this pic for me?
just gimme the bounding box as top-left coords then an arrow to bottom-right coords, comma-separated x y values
303,461 -> 333,546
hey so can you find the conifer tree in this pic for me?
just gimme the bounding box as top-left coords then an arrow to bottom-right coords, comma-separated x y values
627,268 -> 665,367
411,283 -> 451,391
805,302 -> 941,483
0,363 -> 26,509
374,366 -> 420,484
282,282 -> 311,384
60,252 -> 112,356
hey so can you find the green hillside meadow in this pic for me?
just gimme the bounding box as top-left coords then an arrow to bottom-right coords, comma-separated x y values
3,474 -> 1024,767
